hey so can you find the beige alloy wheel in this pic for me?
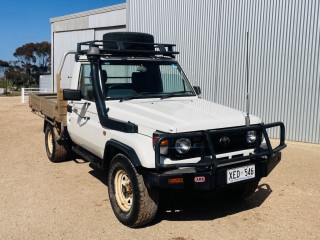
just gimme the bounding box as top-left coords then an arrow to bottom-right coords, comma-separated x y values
47,130 -> 53,154
44,123 -> 67,163
108,153 -> 159,227
114,169 -> 133,212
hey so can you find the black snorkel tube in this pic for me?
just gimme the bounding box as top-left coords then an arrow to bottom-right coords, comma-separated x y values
87,46 -> 138,133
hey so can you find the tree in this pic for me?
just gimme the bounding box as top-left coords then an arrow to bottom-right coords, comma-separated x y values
35,41 -> 51,74
0,60 -> 10,88
14,43 -> 36,80
7,41 -> 51,87
5,67 -> 28,88
0,60 -> 9,75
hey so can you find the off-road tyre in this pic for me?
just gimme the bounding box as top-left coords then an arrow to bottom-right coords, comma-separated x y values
103,32 -> 154,51
45,124 -> 67,163
108,154 -> 159,227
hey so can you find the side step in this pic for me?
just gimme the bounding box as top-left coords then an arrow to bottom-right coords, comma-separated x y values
72,145 -> 103,169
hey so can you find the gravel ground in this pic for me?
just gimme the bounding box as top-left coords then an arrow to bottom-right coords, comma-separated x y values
0,97 -> 320,240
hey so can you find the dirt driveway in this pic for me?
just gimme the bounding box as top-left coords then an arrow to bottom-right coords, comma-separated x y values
0,97 -> 319,240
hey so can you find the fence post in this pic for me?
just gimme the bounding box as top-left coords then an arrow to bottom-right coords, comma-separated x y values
21,88 -> 25,103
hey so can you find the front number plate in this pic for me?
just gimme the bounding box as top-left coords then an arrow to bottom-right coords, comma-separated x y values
227,164 -> 255,184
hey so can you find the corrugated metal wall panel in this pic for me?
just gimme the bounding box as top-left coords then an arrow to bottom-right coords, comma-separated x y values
94,27 -> 126,41
52,16 -> 89,32
51,5 -> 126,93
89,9 -> 126,29
129,0 -> 221,102
53,30 -> 94,91
39,75 -> 52,91
127,0 -> 320,143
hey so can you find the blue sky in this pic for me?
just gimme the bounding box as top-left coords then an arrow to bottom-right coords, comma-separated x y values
0,0 -> 125,62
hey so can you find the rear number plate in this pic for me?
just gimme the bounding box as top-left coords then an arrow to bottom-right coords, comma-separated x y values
227,164 -> 255,184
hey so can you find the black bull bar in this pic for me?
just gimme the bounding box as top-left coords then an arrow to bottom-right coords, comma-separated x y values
154,122 -> 286,171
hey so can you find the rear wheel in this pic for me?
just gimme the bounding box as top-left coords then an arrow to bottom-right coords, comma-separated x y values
108,154 -> 159,227
45,124 -> 67,162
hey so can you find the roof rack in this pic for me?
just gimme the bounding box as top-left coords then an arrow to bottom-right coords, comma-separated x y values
76,40 -> 179,60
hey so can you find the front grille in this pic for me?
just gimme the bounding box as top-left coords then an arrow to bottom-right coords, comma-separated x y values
209,130 -> 256,154
162,128 -> 260,160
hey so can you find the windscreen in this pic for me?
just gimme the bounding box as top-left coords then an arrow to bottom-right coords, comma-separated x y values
99,61 -> 195,100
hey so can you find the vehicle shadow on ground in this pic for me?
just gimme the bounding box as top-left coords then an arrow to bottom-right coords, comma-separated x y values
152,184 -> 272,224
69,152 -> 99,165
87,164 -> 272,225
88,163 -> 109,186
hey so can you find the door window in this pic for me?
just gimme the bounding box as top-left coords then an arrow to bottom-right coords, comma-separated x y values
78,64 -> 93,101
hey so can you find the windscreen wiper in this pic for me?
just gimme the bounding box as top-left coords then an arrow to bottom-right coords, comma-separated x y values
160,91 -> 195,100
120,92 -> 150,102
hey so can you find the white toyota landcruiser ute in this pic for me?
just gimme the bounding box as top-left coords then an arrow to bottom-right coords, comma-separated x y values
29,32 -> 287,227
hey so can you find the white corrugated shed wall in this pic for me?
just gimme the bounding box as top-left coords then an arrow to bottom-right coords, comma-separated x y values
51,4 -> 126,91
53,30 -> 94,89
127,0 -> 320,143
39,75 -> 53,91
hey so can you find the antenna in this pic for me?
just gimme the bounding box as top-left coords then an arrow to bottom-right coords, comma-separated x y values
245,31 -> 250,126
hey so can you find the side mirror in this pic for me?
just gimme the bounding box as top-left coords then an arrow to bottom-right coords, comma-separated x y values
63,89 -> 82,101
193,86 -> 201,95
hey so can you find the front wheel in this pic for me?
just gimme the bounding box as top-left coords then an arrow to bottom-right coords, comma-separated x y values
108,154 -> 159,227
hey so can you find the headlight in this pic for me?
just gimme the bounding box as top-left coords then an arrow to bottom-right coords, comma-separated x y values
246,131 -> 257,144
175,138 -> 191,154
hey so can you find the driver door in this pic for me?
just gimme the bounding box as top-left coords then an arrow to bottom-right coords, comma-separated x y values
67,64 -> 104,158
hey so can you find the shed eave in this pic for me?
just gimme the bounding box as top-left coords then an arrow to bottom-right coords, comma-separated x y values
50,3 -> 126,23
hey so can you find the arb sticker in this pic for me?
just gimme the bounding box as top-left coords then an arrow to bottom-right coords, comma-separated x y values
194,176 -> 205,182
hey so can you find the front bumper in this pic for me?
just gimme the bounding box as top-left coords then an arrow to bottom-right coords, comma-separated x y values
146,121 -> 286,191
154,122 -> 286,170
143,152 -> 282,190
